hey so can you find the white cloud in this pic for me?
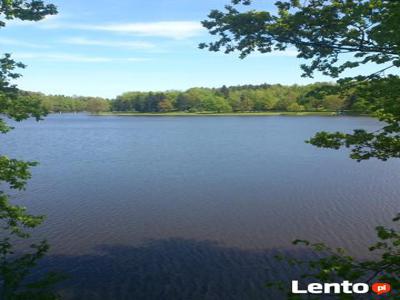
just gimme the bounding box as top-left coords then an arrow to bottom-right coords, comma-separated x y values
12,52 -> 149,63
61,37 -> 155,50
77,21 -> 204,39
6,15 -> 205,39
6,13 -> 63,27
17,20 -> 204,40
0,37 -> 48,48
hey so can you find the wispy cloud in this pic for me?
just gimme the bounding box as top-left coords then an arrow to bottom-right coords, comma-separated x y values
12,52 -> 149,63
6,13 -> 62,27
17,20 -> 204,40
76,21 -> 204,39
0,37 -> 48,48
61,37 -> 156,50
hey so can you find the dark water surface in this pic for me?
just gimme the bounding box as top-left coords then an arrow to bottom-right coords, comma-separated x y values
2,114 -> 399,299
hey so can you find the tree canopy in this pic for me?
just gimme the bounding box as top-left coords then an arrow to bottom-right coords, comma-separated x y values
111,83 -> 357,113
201,0 -> 400,161
1,1 -> 63,299
202,0 -> 400,298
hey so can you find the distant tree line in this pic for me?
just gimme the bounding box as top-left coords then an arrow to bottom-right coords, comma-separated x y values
20,83 -> 374,114
111,83 -> 372,113
18,91 -> 111,113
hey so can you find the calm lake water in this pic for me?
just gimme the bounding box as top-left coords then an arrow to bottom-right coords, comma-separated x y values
2,114 -> 399,299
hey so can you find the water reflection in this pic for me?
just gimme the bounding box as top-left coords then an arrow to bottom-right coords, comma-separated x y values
39,238 -> 319,300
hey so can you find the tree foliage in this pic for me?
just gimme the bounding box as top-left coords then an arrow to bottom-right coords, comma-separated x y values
85,97 -> 110,114
25,82 -> 377,115
202,0 -> 400,298
268,215 -> 400,299
201,0 -> 400,161
0,1 -> 63,299
111,83 -> 361,113
15,91 -> 110,113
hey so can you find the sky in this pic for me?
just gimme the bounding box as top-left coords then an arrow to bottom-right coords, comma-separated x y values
0,0 -> 383,98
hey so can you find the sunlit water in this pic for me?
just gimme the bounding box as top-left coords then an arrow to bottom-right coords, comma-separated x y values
2,114 -> 399,299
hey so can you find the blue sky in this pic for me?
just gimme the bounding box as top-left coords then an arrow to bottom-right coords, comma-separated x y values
0,0 -> 381,98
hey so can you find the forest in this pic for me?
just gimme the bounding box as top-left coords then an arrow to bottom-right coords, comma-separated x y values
22,83 -> 372,114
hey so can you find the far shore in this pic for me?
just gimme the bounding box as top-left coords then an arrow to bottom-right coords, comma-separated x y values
95,111 -> 340,117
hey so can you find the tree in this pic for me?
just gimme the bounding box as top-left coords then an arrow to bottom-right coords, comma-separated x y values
158,99 -> 174,112
202,0 -> 400,298
322,95 -> 345,111
86,98 -> 110,114
268,215 -> 400,299
111,84 -> 356,114
238,93 -> 254,111
287,102 -> 304,112
0,1 -> 63,299
176,88 -> 214,112
202,96 -> 232,112
201,0 -> 400,161
218,85 -> 230,98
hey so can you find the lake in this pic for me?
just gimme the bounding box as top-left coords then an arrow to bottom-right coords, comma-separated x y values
2,114 -> 399,299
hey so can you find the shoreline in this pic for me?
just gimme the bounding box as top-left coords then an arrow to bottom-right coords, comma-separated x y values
95,111 -> 340,117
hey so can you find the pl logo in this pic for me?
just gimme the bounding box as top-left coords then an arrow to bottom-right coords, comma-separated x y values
292,280 -> 391,295
371,283 -> 391,295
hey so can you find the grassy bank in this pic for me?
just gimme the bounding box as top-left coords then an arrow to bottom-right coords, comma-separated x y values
96,111 -> 339,117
